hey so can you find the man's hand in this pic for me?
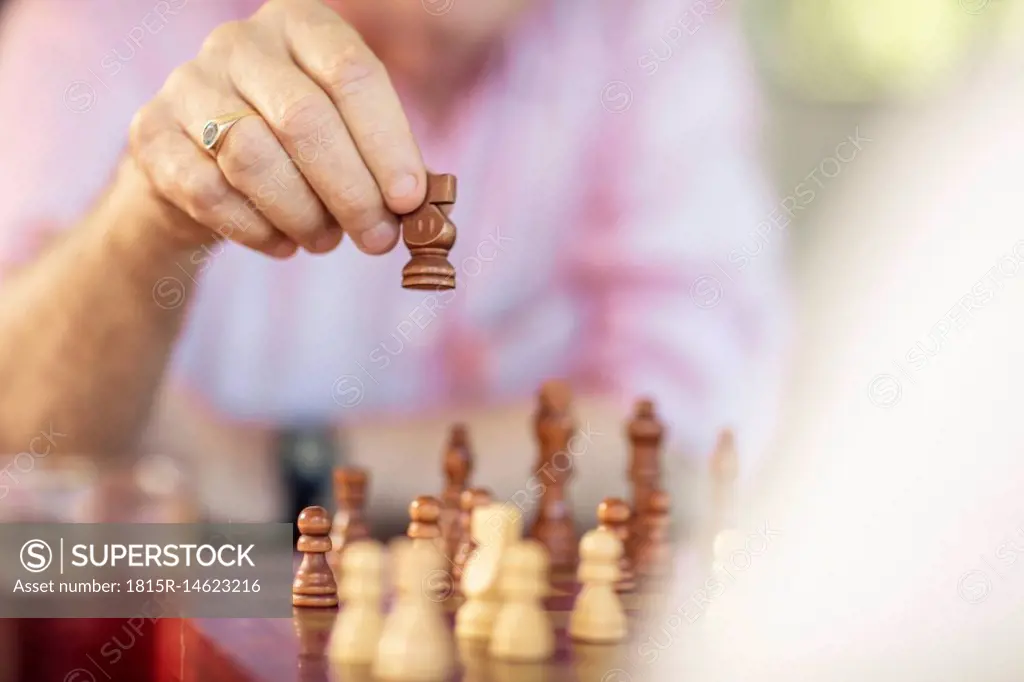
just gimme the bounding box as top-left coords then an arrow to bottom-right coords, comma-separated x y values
128,0 -> 426,258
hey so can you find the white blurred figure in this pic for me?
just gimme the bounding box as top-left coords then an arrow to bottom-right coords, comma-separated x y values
646,6 -> 1024,681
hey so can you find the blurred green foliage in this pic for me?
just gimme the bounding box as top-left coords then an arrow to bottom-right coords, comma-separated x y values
743,0 -> 1008,101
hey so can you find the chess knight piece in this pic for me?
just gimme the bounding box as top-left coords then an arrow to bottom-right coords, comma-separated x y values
401,173 -> 457,290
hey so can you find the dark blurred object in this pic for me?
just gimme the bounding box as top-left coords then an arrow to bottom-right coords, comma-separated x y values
276,426 -> 338,543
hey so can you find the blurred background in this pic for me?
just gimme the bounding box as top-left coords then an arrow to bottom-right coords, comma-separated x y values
0,0 -> 1016,534
749,0 -> 1011,262
1,1 -> 1022,680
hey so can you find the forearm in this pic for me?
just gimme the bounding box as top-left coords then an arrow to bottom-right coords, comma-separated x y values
0,159 -> 202,456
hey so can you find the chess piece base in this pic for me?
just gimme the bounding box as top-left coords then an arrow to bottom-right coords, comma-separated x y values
455,599 -> 501,640
292,593 -> 339,608
402,250 -> 456,290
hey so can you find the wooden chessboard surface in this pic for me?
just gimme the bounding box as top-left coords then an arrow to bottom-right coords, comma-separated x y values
148,389 -> 732,682
155,577 -> 647,682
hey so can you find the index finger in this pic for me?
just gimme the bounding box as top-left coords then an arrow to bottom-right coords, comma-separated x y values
277,1 -> 427,215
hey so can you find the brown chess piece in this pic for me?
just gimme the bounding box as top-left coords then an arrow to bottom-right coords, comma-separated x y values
626,398 -> 664,565
407,495 -> 443,546
597,497 -> 635,592
710,429 -> 739,523
453,487 -> 493,584
441,424 -> 473,560
406,495 -> 452,602
401,173 -> 457,290
293,506 -> 339,608
528,379 -> 578,575
330,468 -> 371,563
635,489 -> 672,587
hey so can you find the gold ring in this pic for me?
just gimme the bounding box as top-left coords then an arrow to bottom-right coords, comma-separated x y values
201,110 -> 258,154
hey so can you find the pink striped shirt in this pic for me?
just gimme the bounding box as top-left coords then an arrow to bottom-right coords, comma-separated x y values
0,0 -> 790,466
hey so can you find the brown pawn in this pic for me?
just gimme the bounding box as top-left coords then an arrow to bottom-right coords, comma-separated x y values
293,506 -> 338,608
407,495 -> 443,543
401,173 -> 457,290
710,429 -> 739,491
453,487 -> 493,584
330,468 -> 371,558
441,424 -> 474,559
597,498 -> 635,592
635,489 -> 672,586
626,398 -> 664,565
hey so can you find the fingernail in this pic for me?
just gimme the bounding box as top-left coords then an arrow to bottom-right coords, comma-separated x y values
360,221 -> 398,253
389,174 -> 419,200
312,233 -> 337,252
272,240 -> 298,258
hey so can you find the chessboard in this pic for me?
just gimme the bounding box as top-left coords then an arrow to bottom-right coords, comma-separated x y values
155,569 -> 641,682
152,380 -> 740,682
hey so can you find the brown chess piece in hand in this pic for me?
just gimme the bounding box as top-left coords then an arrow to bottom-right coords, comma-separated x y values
597,497 -> 635,592
293,506 -> 338,608
401,173 -> 457,290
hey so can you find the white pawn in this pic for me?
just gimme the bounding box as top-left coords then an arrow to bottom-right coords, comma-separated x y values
711,528 -> 745,569
489,540 -> 555,661
569,527 -> 627,643
705,528 -> 745,620
456,504 -> 523,640
328,540 -> 384,665
373,541 -> 455,681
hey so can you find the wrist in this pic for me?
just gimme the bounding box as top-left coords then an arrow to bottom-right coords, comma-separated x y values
102,157 -> 216,282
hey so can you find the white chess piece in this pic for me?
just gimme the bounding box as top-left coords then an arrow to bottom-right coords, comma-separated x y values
489,540 -> 555,661
456,504 -> 523,640
711,529 -> 745,570
569,527 -> 627,643
705,528 -> 745,622
328,540 -> 384,665
373,541 -> 455,680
